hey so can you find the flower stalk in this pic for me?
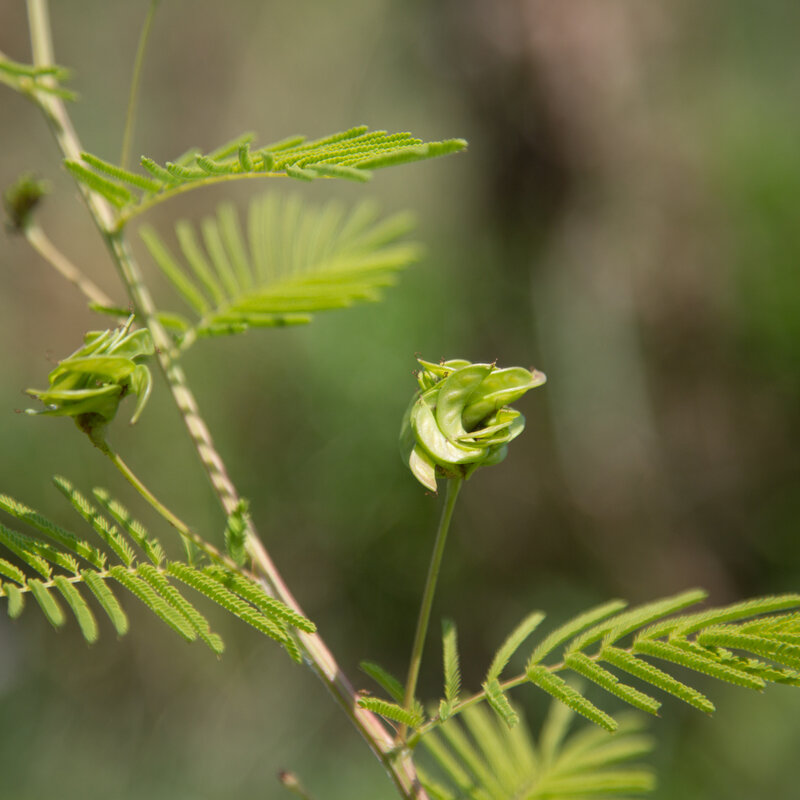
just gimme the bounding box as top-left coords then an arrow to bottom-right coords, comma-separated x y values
401,476 -> 462,740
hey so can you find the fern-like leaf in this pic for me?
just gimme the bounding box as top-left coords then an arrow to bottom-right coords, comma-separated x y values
0,54 -> 76,101
28,578 -> 66,628
600,645 -> 715,714
360,661 -> 405,703
223,500 -> 249,567
0,493 -> 106,568
487,611 -> 545,683
167,562 -> 293,649
62,127 -> 466,225
422,590 -> 800,738
356,696 -> 425,729
109,565 -> 198,642
482,678 -> 519,727
420,702 -> 655,800
527,599 -> 627,668
0,480 -> 313,657
203,566 -> 316,633
81,569 -> 129,636
3,583 -> 25,618
137,564 -> 224,654
92,488 -> 165,566
528,666 -> 618,732
52,576 -> 99,643
139,195 -> 421,353
53,477 -> 136,566
440,619 -> 461,721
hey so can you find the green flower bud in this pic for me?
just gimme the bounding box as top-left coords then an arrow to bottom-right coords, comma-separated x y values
401,358 -> 546,492
26,316 -> 154,440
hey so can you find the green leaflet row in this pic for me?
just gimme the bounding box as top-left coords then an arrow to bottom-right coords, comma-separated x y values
0,478 -> 314,660
63,127 -> 466,224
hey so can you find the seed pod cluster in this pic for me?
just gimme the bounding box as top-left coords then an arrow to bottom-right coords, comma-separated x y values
400,358 -> 546,492
26,317 -> 154,437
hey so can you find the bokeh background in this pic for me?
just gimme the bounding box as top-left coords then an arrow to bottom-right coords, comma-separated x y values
2,1 -> 800,797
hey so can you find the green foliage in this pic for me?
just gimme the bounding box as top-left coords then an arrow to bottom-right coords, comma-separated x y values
424,590 -> 800,736
0,53 -> 75,101
25,316 -> 154,438
418,701 -> 655,799
63,127 -> 466,225
439,619 -> 462,721
356,696 -> 425,729
360,660 -> 407,703
0,478 -> 314,659
359,660 -> 425,722
138,194 -> 421,352
400,358 -> 547,492
223,500 -> 249,566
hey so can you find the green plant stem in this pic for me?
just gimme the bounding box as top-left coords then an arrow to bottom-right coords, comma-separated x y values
96,438 -> 228,566
401,477 -> 462,739
25,223 -> 115,308
120,0 -> 159,170
26,3 -> 428,796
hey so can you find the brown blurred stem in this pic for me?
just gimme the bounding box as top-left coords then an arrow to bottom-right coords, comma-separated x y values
24,223 -> 115,308
25,1 -> 428,796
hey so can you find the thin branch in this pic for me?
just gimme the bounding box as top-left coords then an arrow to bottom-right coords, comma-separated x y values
25,223 -> 115,308
120,0 -> 159,170
24,2 -> 427,796
96,437 -> 232,569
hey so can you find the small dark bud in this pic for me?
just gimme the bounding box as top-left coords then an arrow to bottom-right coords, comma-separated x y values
3,174 -> 49,232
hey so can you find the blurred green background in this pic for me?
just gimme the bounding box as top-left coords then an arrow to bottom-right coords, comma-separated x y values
2,1 -> 800,797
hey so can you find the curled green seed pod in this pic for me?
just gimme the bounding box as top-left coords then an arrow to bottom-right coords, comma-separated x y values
26,316 -> 154,440
400,357 -> 546,492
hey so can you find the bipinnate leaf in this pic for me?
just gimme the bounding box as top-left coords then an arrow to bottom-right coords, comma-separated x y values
140,195 -> 421,352
63,127 -> 466,225
418,589 -> 800,738
0,480 -> 315,660
421,702 -> 655,800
